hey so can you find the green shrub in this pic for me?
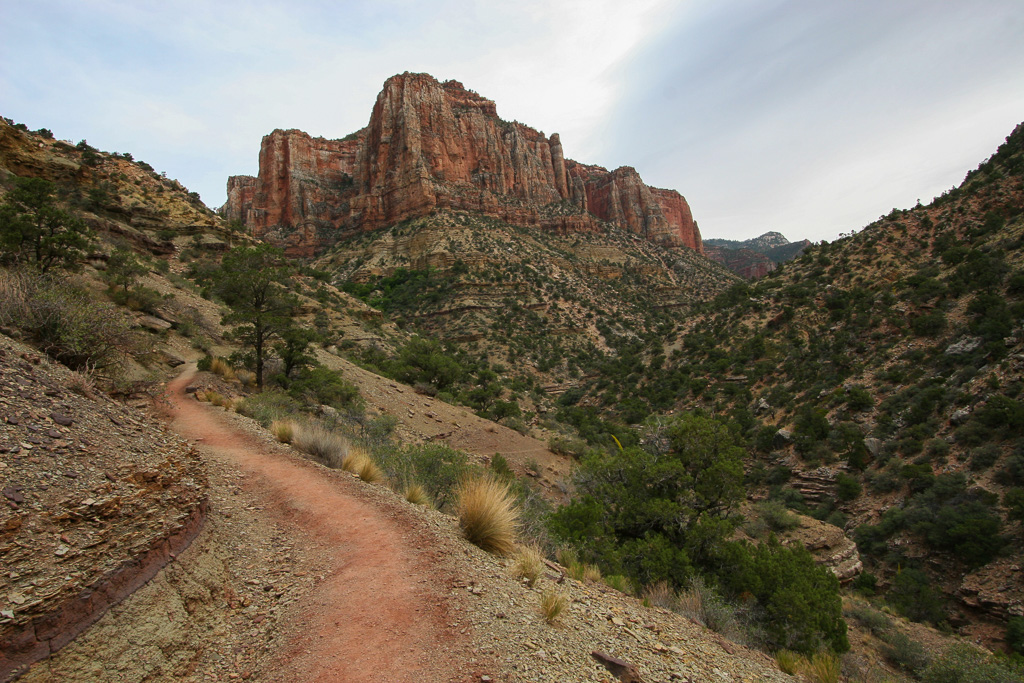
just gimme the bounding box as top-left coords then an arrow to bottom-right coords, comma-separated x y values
378,443 -> 473,512
845,604 -> 891,635
235,389 -> 303,427
881,630 -> 931,675
836,473 -> 862,501
0,269 -> 135,370
969,444 -> 1002,471
285,365 -> 362,414
1005,488 -> 1024,522
921,643 -> 1024,683
722,536 -> 848,654
1008,616 -> 1024,656
888,568 -> 946,625
757,500 -> 800,532
851,571 -> 878,596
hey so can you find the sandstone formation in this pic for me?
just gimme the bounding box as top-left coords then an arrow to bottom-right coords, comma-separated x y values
223,72 -> 703,256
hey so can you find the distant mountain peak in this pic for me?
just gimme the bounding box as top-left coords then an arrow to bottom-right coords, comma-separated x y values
703,231 -> 809,278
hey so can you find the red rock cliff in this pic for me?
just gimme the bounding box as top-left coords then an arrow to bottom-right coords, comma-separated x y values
223,72 -> 703,256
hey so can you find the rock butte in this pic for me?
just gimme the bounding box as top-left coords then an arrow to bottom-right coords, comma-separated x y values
223,72 -> 703,257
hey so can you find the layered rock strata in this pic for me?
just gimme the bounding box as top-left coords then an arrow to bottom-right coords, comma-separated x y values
223,72 -> 703,256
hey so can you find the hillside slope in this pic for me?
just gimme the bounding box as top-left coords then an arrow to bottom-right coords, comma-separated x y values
662,122 -> 1024,645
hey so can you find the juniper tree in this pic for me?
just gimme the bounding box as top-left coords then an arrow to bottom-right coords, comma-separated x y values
0,177 -> 95,272
211,244 -> 294,388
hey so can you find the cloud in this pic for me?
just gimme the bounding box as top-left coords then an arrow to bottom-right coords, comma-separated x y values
3,0 -> 676,205
602,0 -> 1024,241
3,0 -> 1023,238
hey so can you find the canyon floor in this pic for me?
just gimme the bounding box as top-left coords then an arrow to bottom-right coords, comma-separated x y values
13,362 -> 792,683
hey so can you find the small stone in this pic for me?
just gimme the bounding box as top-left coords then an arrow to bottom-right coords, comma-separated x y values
55,545 -> 70,557
50,413 -> 73,426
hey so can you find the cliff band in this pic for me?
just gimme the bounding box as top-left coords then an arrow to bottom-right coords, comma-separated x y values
223,72 -> 703,257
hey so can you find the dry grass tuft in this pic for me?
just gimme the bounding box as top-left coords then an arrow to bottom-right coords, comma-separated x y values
293,422 -> 348,469
566,561 -> 600,582
209,356 -> 236,380
643,581 -> 679,611
67,371 -> 97,399
602,574 -> 635,595
207,391 -> 233,409
235,369 -> 255,388
270,420 -> 295,443
339,445 -> 369,472
798,652 -> 841,683
456,474 -> 520,555
675,584 -> 703,620
403,483 -> 432,506
354,454 -> 385,484
540,590 -> 568,624
774,649 -> 801,675
512,544 -> 545,587
555,547 -> 578,567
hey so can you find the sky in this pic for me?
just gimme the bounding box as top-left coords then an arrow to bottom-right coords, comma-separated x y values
2,0 -> 1023,243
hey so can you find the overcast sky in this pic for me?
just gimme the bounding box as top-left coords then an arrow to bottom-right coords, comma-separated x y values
2,0 -> 1023,243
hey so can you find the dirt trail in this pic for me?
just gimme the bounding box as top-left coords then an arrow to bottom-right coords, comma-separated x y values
165,366 -> 474,682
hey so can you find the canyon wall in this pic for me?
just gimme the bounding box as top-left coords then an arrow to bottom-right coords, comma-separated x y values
224,72 -> 702,256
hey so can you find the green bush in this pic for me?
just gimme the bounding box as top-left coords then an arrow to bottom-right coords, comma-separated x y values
910,310 -> 947,337
921,643 -> 1024,683
846,604 -> 890,633
969,444 -> 1001,471
377,443 -> 474,512
836,473 -> 862,501
235,390 -> 303,427
0,269 -> 134,370
756,500 -> 800,532
881,630 -> 931,675
722,536 -> 849,654
1008,616 -> 1024,656
284,366 -> 362,414
888,568 -> 946,625
1005,488 -> 1024,522
549,414 -> 745,586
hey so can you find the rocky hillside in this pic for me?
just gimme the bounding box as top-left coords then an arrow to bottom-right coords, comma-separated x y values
0,118 -> 229,251
223,72 -> 703,257
658,122 -> 1024,648
705,231 -> 811,279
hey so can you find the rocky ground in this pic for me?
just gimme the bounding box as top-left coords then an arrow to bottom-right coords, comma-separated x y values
8,357 -> 795,682
0,336 -> 205,680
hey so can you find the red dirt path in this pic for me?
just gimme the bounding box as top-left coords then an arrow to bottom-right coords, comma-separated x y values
164,367 -> 475,682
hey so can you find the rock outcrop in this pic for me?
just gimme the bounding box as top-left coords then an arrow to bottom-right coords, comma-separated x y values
223,73 -> 703,256
703,232 -> 809,279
